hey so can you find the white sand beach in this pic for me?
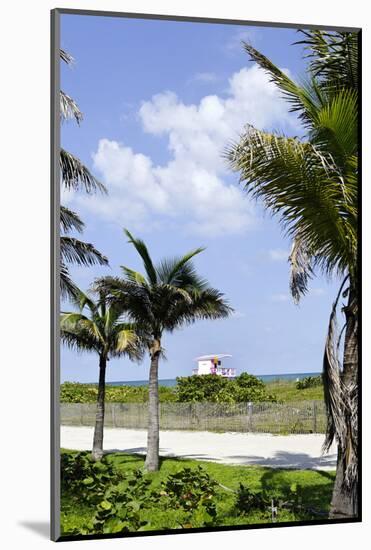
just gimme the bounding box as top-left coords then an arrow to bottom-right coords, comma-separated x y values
61,426 -> 337,470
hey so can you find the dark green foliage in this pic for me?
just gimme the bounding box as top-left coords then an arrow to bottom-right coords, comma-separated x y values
60,382 -> 177,403
86,470 -> 152,534
296,375 -> 323,390
175,373 -> 277,403
235,483 -> 269,514
61,451 -> 335,534
156,466 -> 219,527
61,452 -> 124,505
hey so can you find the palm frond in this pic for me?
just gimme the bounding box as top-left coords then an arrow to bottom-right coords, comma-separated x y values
124,229 -> 158,285
289,235 -> 313,303
242,42 -> 321,128
60,262 -> 80,300
70,289 -> 99,315
295,30 -> 359,91
60,205 -> 84,234
60,90 -> 83,124
60,49 -> 74,65
155,247 -> 206,287
61,237 -> 108,267
61,312 -> 104,351
60,330 -> 99,354
310,88 -> 358,166
60,149 -> 107,194
226,126 -> 357,277
120,266 -> 147,286
322,282 -> 347,453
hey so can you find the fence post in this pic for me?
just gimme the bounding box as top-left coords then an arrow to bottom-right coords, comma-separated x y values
312,401 -> 317,433
80,403 -> 84,425
247,402 -> 253,432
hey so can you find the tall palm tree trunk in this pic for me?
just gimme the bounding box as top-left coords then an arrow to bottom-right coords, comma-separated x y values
92,354 -> 107,461
330,289 -> 358,518
144,339 -> 161,472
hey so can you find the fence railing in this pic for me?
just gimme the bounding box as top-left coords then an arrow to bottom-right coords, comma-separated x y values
61,401 -> 326,434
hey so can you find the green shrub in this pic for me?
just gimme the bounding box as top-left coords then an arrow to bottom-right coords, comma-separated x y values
61,451 -> 124,505
296,376 -> 323,390
86,470 -> 153,534
235,483 -> 269,514
156,466 -> 219,527
175,373 -> 277,403
60,382 -> 177,403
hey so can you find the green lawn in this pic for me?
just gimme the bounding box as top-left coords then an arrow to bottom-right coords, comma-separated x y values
61,450 -> 335,536
61,379 -> 324,404
265,380 -> 324,402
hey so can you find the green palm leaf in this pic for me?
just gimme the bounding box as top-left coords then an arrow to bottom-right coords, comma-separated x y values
61,237 -> 109,267
60,149 -> 107,194
60,206 -> 84,234
124,229 -> 157,285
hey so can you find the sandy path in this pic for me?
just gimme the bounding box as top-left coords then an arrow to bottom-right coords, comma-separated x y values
61,426 -> 336,470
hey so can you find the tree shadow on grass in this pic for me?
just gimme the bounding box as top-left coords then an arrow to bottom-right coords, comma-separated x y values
259,463 -> 336,514
227,450 -> 336,470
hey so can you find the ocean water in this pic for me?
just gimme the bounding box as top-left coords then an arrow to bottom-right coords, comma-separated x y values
107,372 -> 321,387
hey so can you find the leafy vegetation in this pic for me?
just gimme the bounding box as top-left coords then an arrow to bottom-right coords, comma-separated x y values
296,376 -> 323,390
175,373 -> 277,403
61,451 -> 124,506
60,382 -> 177,403
60,450 -> 336,536
266,379 -> 324,402
60,375 -> 326,404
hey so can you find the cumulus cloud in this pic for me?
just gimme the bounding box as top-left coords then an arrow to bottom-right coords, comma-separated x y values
75,65 -> 299,236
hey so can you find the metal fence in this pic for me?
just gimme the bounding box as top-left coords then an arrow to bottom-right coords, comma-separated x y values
61,401 -> 326,434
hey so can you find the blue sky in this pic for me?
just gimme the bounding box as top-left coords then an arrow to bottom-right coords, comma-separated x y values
60,14 -> 339,383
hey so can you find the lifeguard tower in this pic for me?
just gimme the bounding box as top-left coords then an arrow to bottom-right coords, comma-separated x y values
192,354 -> 236,378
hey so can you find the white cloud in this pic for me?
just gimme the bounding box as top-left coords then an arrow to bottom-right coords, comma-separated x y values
268,249 -> 290,261
75,65 -> 299,236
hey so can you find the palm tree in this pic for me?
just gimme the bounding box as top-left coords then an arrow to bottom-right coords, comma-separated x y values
61,290 -> 143,461
95,229 -> 232,471
226,31 -> 358,518
60,49 -> 108,299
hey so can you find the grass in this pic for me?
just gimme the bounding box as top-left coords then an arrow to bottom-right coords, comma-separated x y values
61,379 -> 324,404
265,380 -> 324,402
61,450 -> 335,535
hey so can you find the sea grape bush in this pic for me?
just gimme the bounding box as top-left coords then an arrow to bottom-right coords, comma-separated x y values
86,470 -> 153,534
155,466 -> 219,527
235,483 -> 269,514
296,376 -> 323,390
60,382 -> 177,403
175,373 -> 278,403
61,374 -> 278,404
61,452 -> 124,505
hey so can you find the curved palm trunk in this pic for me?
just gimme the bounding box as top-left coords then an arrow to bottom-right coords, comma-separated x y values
144,339 -> 161,472
92,354 -> 107,461
330,289 -> 358,518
